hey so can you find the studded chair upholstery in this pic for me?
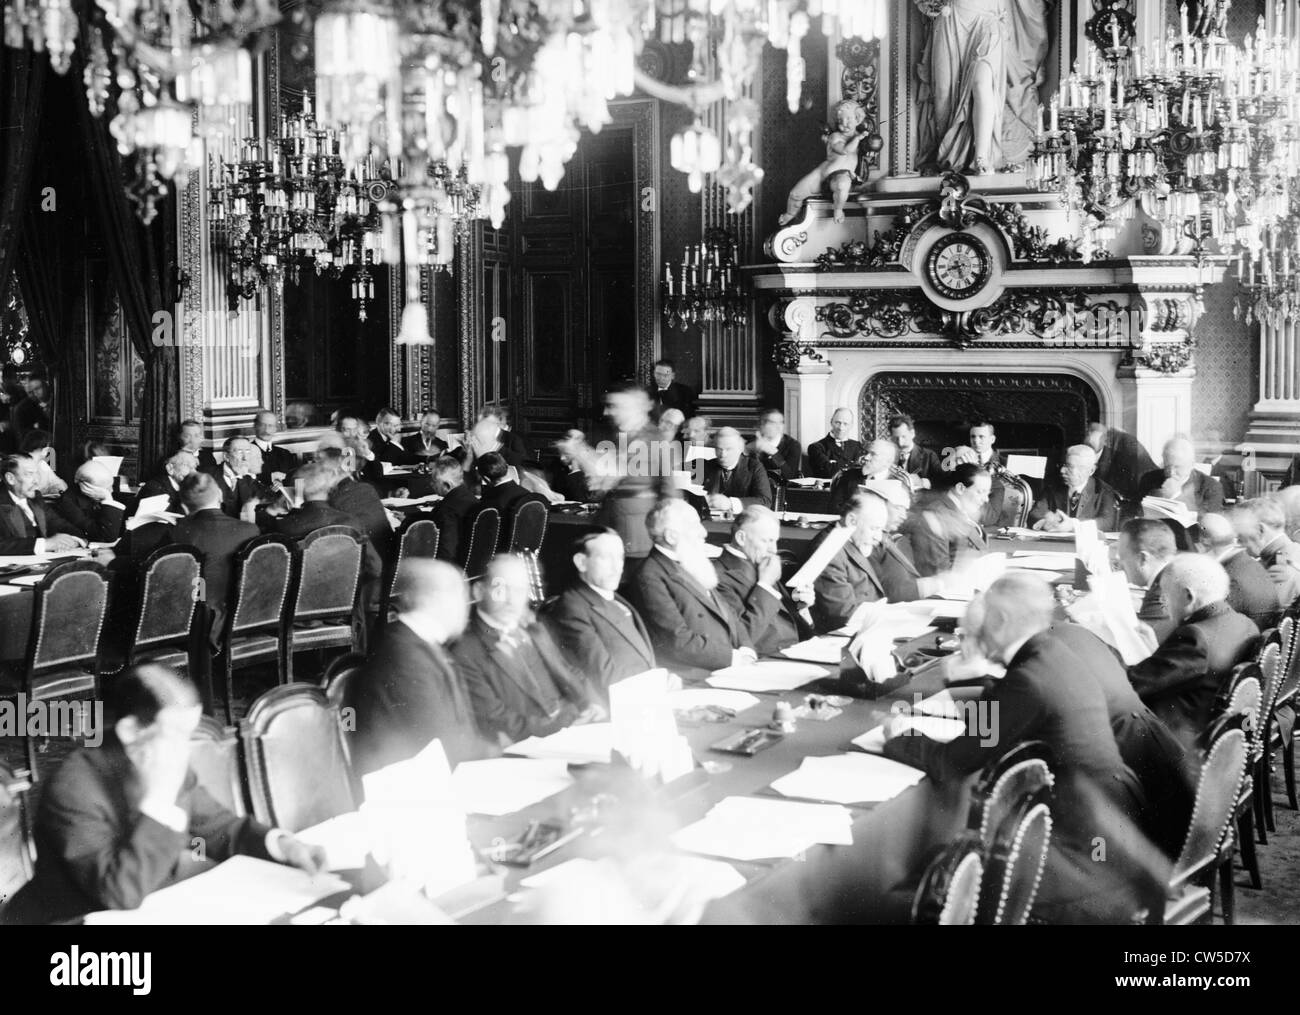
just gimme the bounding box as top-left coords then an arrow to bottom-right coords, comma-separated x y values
320,652 -> 364,713
284,526 -> 365,684
214,534 -> 297,724
911,836 -> 984,926
242,684 -> 356,833
461,507 -> 500,581
0,763 -> 34,915
1266,615 -> 1300,809
1211,665 -> 1263,889
1251,636 -> 1283,838
189,715 -> 247,818
127,545 -> 205,684
0,560 -> 110,779
378,517 -> 440,629
979,802 -> 1053,926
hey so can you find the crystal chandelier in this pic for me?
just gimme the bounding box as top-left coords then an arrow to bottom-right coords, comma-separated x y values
661,228 -> 747,332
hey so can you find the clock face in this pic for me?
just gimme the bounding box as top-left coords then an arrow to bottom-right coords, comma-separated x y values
926,232 -> 992,300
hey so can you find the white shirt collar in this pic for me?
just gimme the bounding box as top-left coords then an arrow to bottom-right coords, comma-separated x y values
583,580 -> 615,602
477,608 -> 524,635
656,544 -> 681,562
724,544 -> 747,561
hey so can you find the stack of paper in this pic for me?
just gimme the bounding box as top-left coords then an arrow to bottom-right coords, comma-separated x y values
779,634 -> 850,664
1142,496 -> 1197,527
382,494 -> 442,507
672,797 -> 854,861
448,758 -> 573,815
505,723 -> 614,764
127,493 -> 180,530
1002,527 -> 1074,541
1066,568 -> 1157,665
706,660 -> 827,692
770,753 -> 928,803
667,688 -> 760,713
852,716 -> 965,754
296,811 -> 371,871
610,670 -> 693,782
1007,551 -> 1078,572
779,511 -> 840,524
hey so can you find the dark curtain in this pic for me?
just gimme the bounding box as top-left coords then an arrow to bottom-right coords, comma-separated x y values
0,27 -> 46,292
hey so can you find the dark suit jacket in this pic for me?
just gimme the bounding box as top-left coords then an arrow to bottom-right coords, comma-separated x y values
1028,477 -> 1121,531
203,466 -> 265,520
251,441 -> 296,485
346,620 -> 496,775
48,488 -> 125,543
713,547 -> 812,654
368,431 -> 412,467
647,381 -> 695,421
1221,548 -> 1280,631
544,582 -> 657,697
0,487 -> 79,554
899,494 -> 988,577
1137,468 -> 1224,516
273,501 -> 381,581
1,736 -> 272,925
329,476 -> 393,560
809,526 -> 886,632
899,444 -> 943,485
139,475 -> 183,514
870,532 -> 923,603
453,610 -> 594,745
702,456 -> 774,509
806,435 -> 864,479
1096,428 -> 1157,502
401,433 -> 449,460
195,448 -> 219,473
1127,600 -> 1261,748
748,434 -> 803,484
626,548 -> 749,672
474,480 -> 549,550
431,485 -> 478,563
1206,459 -> 1238,503
1137,565 -> 1175,645
10,396 -> 49,437
169,509 -> 261,620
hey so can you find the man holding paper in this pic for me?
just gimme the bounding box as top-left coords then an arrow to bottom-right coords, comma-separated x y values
139,449 -> 197,514
1137,435 -> 1224,516
1028,444 -> 1120,532
713,506 -> 814,654
1230,497 -> 1300,609
808,493 -> 888,633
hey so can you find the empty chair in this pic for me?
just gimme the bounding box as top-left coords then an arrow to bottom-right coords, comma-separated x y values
377,517 -> 441,630
189,715 -> 247,818
126,545 -> 205,680
506,499 -> 548,555
0,560 -> 110,779
998,473 -> 1035,529
461,507 -> 500,581
0,763 -> 34,913
242,684 -> 356,833
213,534 -> 297,724
911,836 -> 984,926
284,525 -> 365,685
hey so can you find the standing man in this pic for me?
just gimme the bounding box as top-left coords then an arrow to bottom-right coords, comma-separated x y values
807,408 -> 865,479
11,376 -> 52,439
1085,422 -> 1157,504
749,409 -> 803,485
889,414 -> 942,491
646,359 -> 696,421
250,409 -> 296,486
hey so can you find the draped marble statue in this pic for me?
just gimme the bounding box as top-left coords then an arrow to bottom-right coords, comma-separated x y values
916,0 -> 1051,175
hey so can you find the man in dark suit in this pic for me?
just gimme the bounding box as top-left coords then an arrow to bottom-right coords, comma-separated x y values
1198,429 -> 1238,502
346,560 -> 497,775
368,407 -> 412,467
748,409 -> 802,485
1029,444 -> 1121,532
204,436 -> 266,520
1118,518 -> 1179,645
1085,422 -> 1157,504
10,376 -> 51,440
1,665 -> 324,926
0,453 -> 86,554
250,409 -> 297,485
545,530 -> 657,698
471,452 -> 548,550
884,574 -> 1166,923
1127,553 -> 1261,752
646,359 -> 695,422
478,404 -> 529,466
714,506 -> 814,654
806,408 -> 865,479
1199,513 -> 1280,631
329,461 -> 394,561
337,416 -> 386,486
889,413 -> 943,491
402,410 -> 449,461
860,480 -> 952,603
703,427 -> 773,510
899,463 -> 991,577
626,498 -> 756,674
48,459 -> 127,543
810,492 -> 888,632
273,462 -> 382,582
1230,497 -> 1300,609
455,555 -> 605,746
139,450 -> 198,514
828,439 -> 912,515
179,419 -> 218,473
1137,435 -> 1225,515
428,456 -> 478,563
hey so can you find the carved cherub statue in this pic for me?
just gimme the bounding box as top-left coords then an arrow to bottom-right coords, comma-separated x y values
778,99 -> 869,226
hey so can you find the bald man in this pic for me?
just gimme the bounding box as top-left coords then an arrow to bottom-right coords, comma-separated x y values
703,427 -> 773,511
1199,512 -> 1279,630
50,459 -> 127,542
828,438 -> 909,514
1137,435 -> 1224,515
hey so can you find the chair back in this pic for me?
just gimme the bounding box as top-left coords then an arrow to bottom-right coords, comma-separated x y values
462,507 -> 500,579
1171,719 -> 1249,889
0,764 -> 34,910
225,534 -> 297,641
242,685 -> 356,832
1212,667 -> 1262,752
189,715 -> 246,818
1272,615 -> 1300,709
1255,638 -> 1284,739
321,652 -> 365,713
131,544 -> 203,663
292,526 -> 364,624
507,499 -> 548,555
911,836 -> 984,926
383,517 -> 441,617
24,559 -> 110,692
967,741 -> 1055,846
978,802 -> 1053,925
997,472 -> 1034,529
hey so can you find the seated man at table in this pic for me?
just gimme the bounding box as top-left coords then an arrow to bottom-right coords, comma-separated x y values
348,560 -> 496,775
428,456 -> 478,564
1127,553 -> 1261,754
1117,518 -> 1179,645
1198,512 -> 1280,631
204,436 -> 267,520
328,451 -> 395,561
0,665 -> 325,926
890,414 -> 942,492
883,574 -> 1166,923
829,439 -> 910,514
454,554 -> 605,746
49,459 -> 128,544
545,529 -> 657,699
862,480 -> 957,603
1138,435 -> 1225,516
1029,444 -> 1121,533
368,406 -> 412,467
471,452 -> 549,549
626,498 -> 756,674
702,428 -> 773,512
337,417 -> 385,486
273,462 -> 381,583
1230,496 -> 1300,609
899,463 -> 990,577
806,408 -> 864,479
250,408 -> 297,486
809,492 -> 888,633
402,409 -> 448,461
178,418 -> 218,473
714,505 -> 815,655
749,409 -> 802,486
0,453 -> 86,554
139,449 -> 197,514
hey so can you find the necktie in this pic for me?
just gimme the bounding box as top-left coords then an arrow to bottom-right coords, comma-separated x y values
13,497 -> 36,528
1068,490 -> 1082,516
721,469 -> 733,490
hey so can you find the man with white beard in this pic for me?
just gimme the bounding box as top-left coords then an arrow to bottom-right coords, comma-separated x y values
627,498 -> 757,675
